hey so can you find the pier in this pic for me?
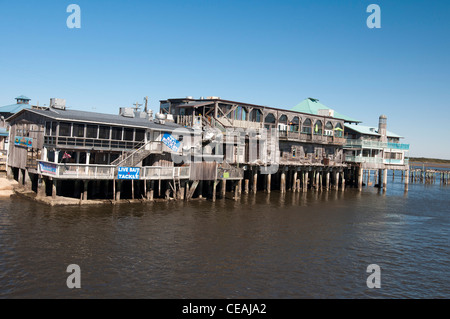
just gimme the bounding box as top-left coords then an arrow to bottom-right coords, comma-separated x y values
2,96 -> 427,206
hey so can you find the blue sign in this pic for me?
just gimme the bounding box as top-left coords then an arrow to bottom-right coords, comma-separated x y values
118,167 -> 141,180
39,162 -> 57,175
162,133 -> 181,152
15,136 -> 33,148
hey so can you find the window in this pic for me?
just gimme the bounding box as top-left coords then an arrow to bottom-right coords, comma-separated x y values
250,109 -> 262,122
235,106 -> 248,121
45,122 -> 52,136
324,122 -> 334,136
73,124 -> 85,137
314,121 -> 323,135
135,129 -> 145,142
111,127 -> 122,140
265,113 -> 276,124
334,123 -> 343,138
59,122 -> 71,137
86,125 -> 98,138
99,126 -> 110,139
290,117 -> 299,132
302,119 -> 312,134
124,128 -> 134,141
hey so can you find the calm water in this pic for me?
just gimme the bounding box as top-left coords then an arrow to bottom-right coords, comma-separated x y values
1,174 -> 449,299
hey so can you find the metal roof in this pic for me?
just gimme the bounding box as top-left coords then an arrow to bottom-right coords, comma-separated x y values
0,103 -> 31,114
291,98 -> 361,123
9,108 -> 191,132
345,123 -> 403,138
174,101 -> 215,108
15,95 -> 31,100
0,127 -> 8,137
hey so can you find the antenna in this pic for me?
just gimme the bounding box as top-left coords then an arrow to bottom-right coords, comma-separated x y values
144,96 -> 149,113
133,101 -> 142,111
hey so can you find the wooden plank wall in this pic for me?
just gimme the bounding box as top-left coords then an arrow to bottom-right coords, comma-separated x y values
190,162 -> 218,181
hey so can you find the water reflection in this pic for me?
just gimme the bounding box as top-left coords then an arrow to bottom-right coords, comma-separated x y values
0,176 -> 449,298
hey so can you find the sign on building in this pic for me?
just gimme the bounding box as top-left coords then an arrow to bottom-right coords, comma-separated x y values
118,167 -> 141,180
39,162 -> 57,175
162,133 -> 181,152
14,136 -> 33,148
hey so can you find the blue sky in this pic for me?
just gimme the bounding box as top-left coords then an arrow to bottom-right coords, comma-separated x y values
1,0 -> 449,158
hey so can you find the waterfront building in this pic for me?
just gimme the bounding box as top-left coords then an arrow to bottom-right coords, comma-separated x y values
5,95 -> 411,203
5,98 -> 200,200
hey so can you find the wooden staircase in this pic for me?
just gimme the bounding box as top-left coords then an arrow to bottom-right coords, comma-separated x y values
112,141 -> 153,168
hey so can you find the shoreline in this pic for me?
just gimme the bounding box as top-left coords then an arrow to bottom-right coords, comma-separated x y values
409,161 -> 450,169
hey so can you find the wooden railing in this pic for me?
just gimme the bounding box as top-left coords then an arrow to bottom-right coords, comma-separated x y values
38,161 -> 115,179
37,161 -> 191,180
44,136 -> 145,151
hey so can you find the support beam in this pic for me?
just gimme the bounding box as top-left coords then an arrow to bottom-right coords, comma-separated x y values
221,179 -> 226,198
292,171 -> 298,192
266,173 -> 271,194
326,171 -> 330,191
281,170 -> 286,193
83,180 -> 88,201
253,169 -> 258,194
358,167 -> 363,190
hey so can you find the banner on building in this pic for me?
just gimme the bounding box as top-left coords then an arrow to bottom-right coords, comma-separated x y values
118,167 -> 141,180
161,133 -> 181,152
14,136 -> 33,148
39,162 -> 57,175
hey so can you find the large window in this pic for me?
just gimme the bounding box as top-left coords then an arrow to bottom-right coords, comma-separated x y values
124,128 -> 134,141
135,129 -> 145,142
111,127 -> 122,140
290,117 -> 299,132
73,124 -> 85,137
278,115 -> 288,131
234,106 -> 248,121
314,121 -> 323,135
325,122 -> 333,136
250,109 -> 263,122
334,123 -> 343,138
99,126 -> 110,139
86,125 -> 98,138
59,122 -> 71,137
302,119 -> 312,134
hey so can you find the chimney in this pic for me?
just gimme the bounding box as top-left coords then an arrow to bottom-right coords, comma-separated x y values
378,115 -> 387,142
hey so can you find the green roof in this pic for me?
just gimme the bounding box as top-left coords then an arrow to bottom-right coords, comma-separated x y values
345,124 -> 403,138
0,103 -> 31,114
0,127 -> 8,137
291,98 -> 361,123
15,95 -> 31,101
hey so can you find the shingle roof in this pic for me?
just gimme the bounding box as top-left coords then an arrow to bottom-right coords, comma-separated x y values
291,98 -> 361,123
14,108 -> 189,131
345,123 -> 403,138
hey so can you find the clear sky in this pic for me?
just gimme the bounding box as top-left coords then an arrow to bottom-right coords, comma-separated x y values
1,0 -> 449,158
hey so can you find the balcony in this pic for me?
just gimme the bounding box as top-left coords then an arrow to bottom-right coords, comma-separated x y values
37,161 -> 191,180
345,139 -> 410,150
38,161 -> 115,180
345,156 -> 384,164
44,136 -> 145,151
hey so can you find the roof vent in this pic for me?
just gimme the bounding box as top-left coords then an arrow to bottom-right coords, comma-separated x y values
119,107 -> 135,118
154,113 -> 167,124
50,98 -> 66,110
